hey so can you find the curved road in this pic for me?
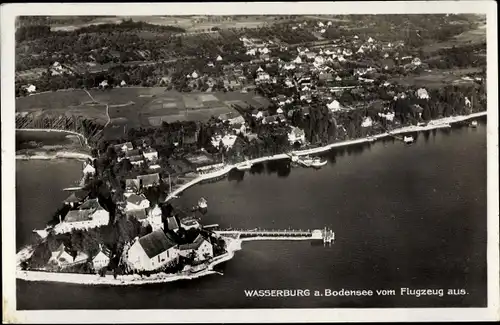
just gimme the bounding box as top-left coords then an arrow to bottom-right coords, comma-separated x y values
84,89 -> 110,137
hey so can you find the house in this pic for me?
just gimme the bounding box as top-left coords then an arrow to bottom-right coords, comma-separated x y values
128,155 -> 144,166
125,179 -> 140,195
246,49 -> 256,56
142,148 -> 158,161
127,208 -> 148,222
178,234 -> 214,262
361,116 -> 373,128
83,162 -> 95,176
125,194 -> 150,212
216,55 -> 223,61
49,243 -> 88,268
126,229 -> 180,271
63,189 -> 90,208
277,95 -> 287,106
191,71 -> 199,79
288,126 -> 306,145
207,62 -> 215,67
137,173 -> 160,188
180,217 -> 201,230
54,199 -> 109,233
99,80 -> 109,88
92,244 -> 111,271
261,53 -> 271,61
120,80 -> 127,87
25,84 -> 36,93
147,205 -> 163,230
211,134 -> 238,150
166,216 -> 180,232
115,142 -> 134,152
416,88 -> 430,99
262,115 -> 279,125
293,56 -> 302,64
48,244 -> 74,268
228,115 -> 246,125
283,63 -> 296,70
327,99 -> 341,112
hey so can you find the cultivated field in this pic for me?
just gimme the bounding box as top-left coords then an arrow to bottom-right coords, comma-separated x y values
17,87 -> 271,139
15,90 -> 108,123
389,67 -> 483,88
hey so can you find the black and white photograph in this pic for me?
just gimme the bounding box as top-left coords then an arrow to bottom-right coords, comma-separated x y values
2,1 -> 499,323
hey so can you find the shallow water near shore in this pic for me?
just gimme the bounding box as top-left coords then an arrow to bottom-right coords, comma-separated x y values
16,120 -> 487,309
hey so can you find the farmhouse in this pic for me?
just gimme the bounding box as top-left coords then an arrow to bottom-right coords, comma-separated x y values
54,199 -> 109,234
125,194 -> 150,212
127,230 -> 180,271
92,244 -> 112,271
327,99 -> 342,112
178,234 -> 214,262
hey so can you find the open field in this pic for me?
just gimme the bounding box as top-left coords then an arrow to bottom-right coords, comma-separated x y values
421,23 -> 486,53
17,87 -> 271,140
16,90 -> 108,123
389,67 -> 483,88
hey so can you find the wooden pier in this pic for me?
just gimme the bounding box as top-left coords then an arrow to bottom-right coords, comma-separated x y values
215,228 -> 335,245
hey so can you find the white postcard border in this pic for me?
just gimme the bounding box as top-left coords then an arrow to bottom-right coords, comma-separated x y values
1,1 -> 498,323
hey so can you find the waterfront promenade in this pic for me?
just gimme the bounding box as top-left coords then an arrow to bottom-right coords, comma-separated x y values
165,112 -> 486,203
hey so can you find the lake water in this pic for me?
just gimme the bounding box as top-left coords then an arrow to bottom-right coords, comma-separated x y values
16,121 -> 487,309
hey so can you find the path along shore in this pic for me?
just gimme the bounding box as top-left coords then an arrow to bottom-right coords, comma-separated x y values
165,112 -> 486,202
16,237 -> 242,286
15,111 -> 486,285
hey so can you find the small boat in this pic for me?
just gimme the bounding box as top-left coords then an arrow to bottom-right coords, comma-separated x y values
309,158 -> 328,168
236,161 -> 253,171
403,136 -> 414,144
470,120 -> 478,128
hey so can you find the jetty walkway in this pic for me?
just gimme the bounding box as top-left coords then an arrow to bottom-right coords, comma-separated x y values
214,228 -> 335,244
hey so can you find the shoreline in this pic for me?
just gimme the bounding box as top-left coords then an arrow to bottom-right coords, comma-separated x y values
165,111 -> 486,202
15,111 -> 485,285
16,151 -> 92,161
15,128 -> 90,149
16,238 -> 242,286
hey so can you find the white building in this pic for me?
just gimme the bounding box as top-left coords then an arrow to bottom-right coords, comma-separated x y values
125,194 -> 150,212
288,126 -> 306,145
26,84 -> 36,93
211,134 -> 238,150
99,80 -> 109,88
126,230 -> 179,272
54,199 -> 109,234
180,217 -> 201,231
178,234 -> 214,262
92,244 -> 111,271
246,49 -> 256,56
142,148 -> 158,161
147,205 -> 163,231
49,243 -> 88,269
120,80 -> 127,87
191,71 -> 199,79
115,142 -> 134,152
361,116 -> 373,128
378,111 -> 395,122
416,88 -> 430,100
216,55 -> 223,61
327,99 -> 341,112
293,56 -> 302,64
83,162 -> 96,176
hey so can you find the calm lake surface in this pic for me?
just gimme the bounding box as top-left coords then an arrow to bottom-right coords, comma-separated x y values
16,121 -> 487,309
